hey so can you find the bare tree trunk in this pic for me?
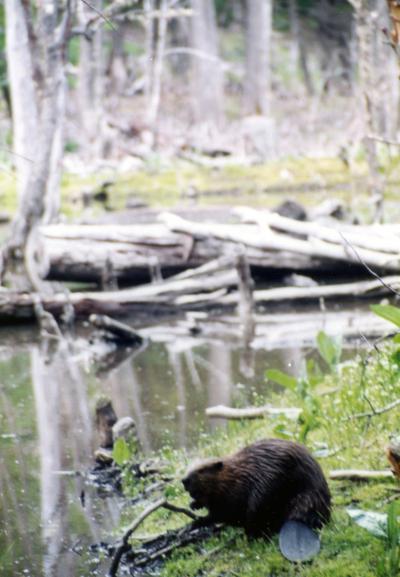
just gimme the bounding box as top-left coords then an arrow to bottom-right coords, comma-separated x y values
5,0 -> 39,197
2,0 -> 73,286
289,0 -> 300,77
147,0 -> 168,131
374,0 -> 399,138
351,0 -> 385,222
244,0 -> 272,115
78,0 -> 106,159
144,0 -> 156,101
190,0 -> 224,125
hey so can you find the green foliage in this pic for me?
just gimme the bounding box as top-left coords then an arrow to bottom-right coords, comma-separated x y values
266,331 -> 341,442
371,304 -> 400,329
265,368 -> 297,391
316,331 -> 342,370
114,336 -> 400,577
377,502 -> 400,577
112,438 -> 132,466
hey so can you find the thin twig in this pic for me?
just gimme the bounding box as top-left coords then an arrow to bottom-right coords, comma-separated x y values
349,398 -> 400,420
80,0 -> 117,30
339,232 -> 400,297
162,501 -> 200,521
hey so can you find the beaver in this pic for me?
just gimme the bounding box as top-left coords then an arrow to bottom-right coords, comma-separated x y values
182,438 -> 331,537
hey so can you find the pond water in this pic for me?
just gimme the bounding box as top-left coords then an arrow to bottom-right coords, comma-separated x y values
0,304 -> 389,577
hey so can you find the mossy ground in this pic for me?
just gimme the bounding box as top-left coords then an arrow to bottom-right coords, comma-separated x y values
116,339 -> 400,577
1,152 -> 400,222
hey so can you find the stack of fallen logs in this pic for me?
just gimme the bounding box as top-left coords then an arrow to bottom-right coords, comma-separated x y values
1,207 -> 400,320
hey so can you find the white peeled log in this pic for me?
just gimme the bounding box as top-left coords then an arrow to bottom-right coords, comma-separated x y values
233,206 -> 400,254
160,212 -> 400,271
206,404 -> 302,420
219,275 -> 400,305
329,469 -> 393,481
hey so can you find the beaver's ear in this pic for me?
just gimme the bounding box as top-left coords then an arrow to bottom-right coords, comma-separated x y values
207,460 -> 223,472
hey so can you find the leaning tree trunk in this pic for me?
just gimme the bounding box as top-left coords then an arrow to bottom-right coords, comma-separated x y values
2,0 -> 73,286
190,0 -> 224,126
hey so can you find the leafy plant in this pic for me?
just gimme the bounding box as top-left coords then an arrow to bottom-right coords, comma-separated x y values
371,304 -> 400,328
316,330 -> 342,371
266,331 -> 341,442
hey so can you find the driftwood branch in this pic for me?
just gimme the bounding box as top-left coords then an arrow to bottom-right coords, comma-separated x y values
108,497 -> 167,577
206,404 -> 302,420
108,498 -> 201,577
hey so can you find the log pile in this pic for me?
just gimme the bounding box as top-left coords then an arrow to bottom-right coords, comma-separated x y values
41,209 -> 400,284
1,207 -> 399,322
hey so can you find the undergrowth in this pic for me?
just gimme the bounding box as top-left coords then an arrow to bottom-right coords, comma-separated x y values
114,311 -> 400,577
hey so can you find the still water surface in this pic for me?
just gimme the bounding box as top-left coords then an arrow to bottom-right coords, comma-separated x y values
0,306 -> 385,576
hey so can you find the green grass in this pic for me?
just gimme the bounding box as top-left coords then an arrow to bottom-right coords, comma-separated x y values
114,337 -> 400,577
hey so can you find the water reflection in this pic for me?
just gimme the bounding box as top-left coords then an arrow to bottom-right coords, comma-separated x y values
0,306 -> 389,576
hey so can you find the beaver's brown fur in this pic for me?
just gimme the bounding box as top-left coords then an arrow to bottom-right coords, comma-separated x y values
182,438 -> 331,537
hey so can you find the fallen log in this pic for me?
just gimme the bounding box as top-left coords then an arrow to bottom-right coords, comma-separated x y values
41,224 -> 324,282
1,274 -> 399,322
234,206 -> 400,254
160,213 -> 400,271
206,404 -> 302,420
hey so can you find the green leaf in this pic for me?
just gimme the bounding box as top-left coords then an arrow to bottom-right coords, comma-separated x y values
316,331 -> 342,369
394,334 -> 400,344
370,304 -> 400,328
265,369 -> 297,390
112,438 -> 131,466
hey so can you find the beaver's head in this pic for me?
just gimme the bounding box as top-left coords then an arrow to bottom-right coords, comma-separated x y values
182,459 -> 224,510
